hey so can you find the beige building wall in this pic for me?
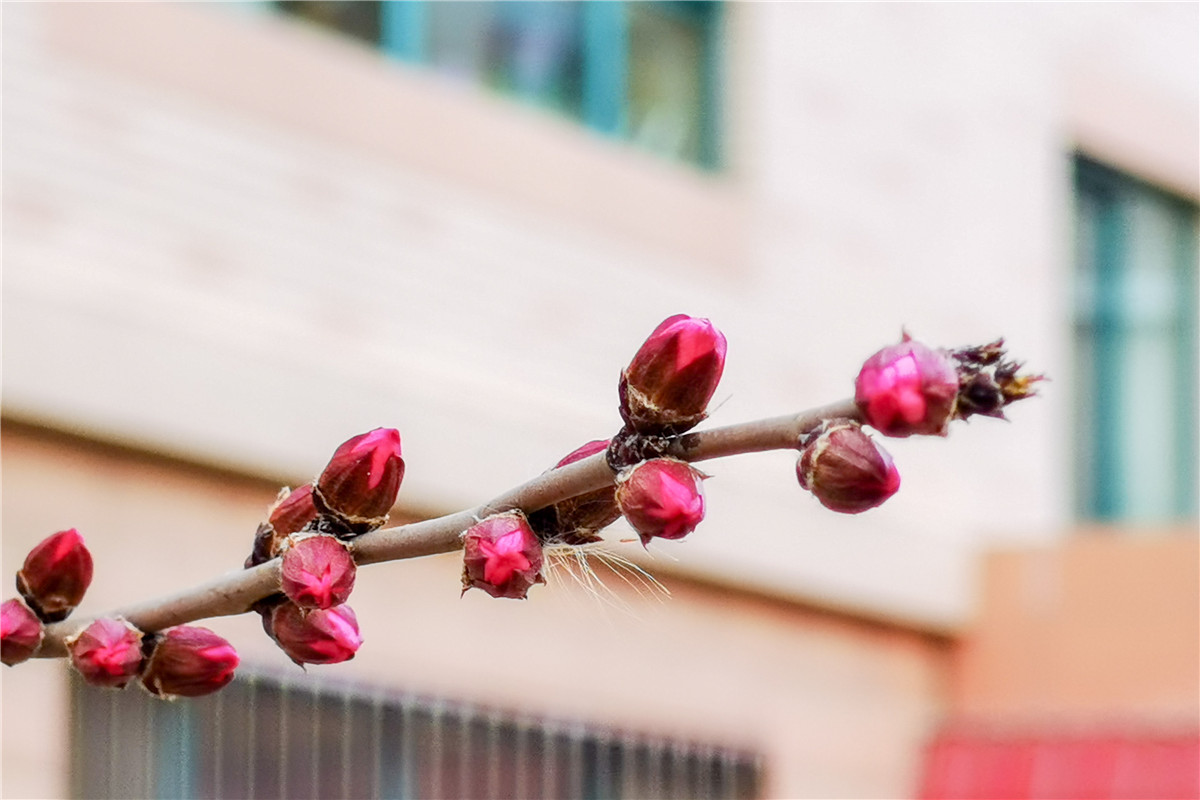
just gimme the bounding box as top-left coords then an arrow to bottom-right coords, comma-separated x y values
3,2 -> 1194,630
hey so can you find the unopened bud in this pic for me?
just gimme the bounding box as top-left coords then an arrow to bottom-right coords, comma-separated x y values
616,458 -> 706,546
314,428 -> 405,532
1,599 -> 44,666
66,618 -> 144,689
620,314 -> 727,434
141,626 -> 239,698
462,512 -> 545,599
855,336 -> 959,437
797,421 -> 900,513
17,529 -> 94,622
270,484 -> 318,538
281,535 -> 356,610
269,602 -> 362,665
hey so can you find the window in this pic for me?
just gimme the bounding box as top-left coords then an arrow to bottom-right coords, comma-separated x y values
71,670 -> 762,799
1072,156 -> 1199,522
274,1 -> 723,169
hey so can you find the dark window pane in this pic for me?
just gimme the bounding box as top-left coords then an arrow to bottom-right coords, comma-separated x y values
277,1 -> 382,46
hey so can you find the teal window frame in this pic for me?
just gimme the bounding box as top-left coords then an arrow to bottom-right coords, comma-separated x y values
279,1 -> 723,169
1072,155 -> 1199,522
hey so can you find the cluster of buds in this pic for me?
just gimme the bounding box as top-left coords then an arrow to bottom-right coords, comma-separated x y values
64,619 -> 239,697
462,512 -> 546,600
242,427 -> 401,665
3,529 -> 240,697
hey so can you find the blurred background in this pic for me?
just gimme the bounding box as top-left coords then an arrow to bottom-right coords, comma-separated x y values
2,2 -> 1196,798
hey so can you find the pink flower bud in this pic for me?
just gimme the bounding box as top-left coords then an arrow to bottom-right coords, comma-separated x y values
17,529 -> 94,622
141,626 -> 239,698
1,599 -> 44,666
280,535 -> 356,610
854,336 -> 959,437
269,602 -> 362,665
621,315 -> 728,434
462,512 -> 545,599
314,428 -> 405,527
797,421 -> 900,513
616,458 -> 706,546
66,618 -> 144,689
538,440 -> 620,545
269,484 -> 318,538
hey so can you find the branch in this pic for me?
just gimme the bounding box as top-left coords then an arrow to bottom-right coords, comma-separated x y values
33,398 -> 858,658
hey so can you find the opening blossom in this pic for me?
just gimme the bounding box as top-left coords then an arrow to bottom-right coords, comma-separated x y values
141,626 -> 240,698
854,336 -> 960,438
1,599 -> 44,667
620,314 -> 728,434
17,528 -> 94,622
616,458 -> 707,546
66,618 -> 145,689
462,512 -> 545,599
280,535 -> 357,610
797,421 -> 901,514
269,602 -> 362,665
315,428 -> 405,529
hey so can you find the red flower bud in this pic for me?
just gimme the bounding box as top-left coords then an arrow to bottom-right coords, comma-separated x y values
141,626 -> 239,698
269,484 -> 318,538
314,428 -> 405,528
797,421 -> 900,513
855,336 -> 959,437
616,458 -> 706,546
17,529 -> 94,622
66,618 -> 144,688
269,602 -> 362,665
280,535 -> 356,610
462,512 -> 545,599
620,314 -> 727,434
1,599 -> 44,666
